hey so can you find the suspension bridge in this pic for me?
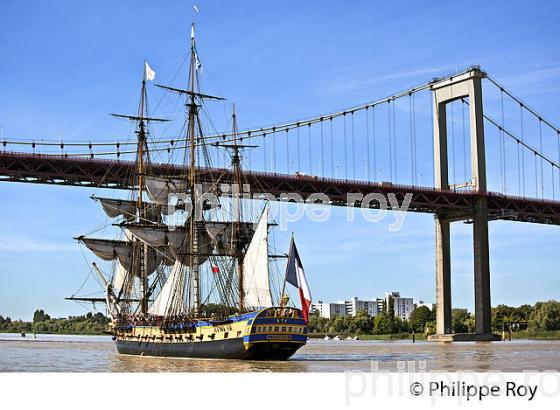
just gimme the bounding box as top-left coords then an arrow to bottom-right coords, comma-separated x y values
1,66 -> 559,341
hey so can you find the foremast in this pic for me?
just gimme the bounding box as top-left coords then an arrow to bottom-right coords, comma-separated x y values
99,63 -> 168,317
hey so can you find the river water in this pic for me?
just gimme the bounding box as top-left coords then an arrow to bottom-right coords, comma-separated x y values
1,333 -> 559,372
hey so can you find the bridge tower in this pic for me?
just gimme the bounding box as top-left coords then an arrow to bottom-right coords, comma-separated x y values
429,67 -> 499,341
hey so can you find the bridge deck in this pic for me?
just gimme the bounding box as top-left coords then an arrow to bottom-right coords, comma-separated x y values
1,151 -> 559,225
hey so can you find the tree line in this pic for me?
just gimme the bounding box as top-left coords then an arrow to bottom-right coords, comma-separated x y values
308,300 -> 560,336
1,301 -> 558,336
0,309 -> 110,335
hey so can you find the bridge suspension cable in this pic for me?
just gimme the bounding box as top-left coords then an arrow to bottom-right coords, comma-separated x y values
486,76 -> 560,134
2,69 -> 473,156
460,98 -> 560,170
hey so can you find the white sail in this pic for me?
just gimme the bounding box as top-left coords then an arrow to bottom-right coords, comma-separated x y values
112,262 -> 129,292
242,205 -> 272,309
148,260 -> 186,316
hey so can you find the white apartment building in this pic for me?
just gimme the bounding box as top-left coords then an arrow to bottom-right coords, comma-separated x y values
312,293 -> 417,320
385,292 -> 415,320
312,301 -> 348,319
312,297 -> 385,319
345,297 -> 383,317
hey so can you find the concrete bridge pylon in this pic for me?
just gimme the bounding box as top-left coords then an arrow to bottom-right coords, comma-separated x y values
429,67 -> 499,342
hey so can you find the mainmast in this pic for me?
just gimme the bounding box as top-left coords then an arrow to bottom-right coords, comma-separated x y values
137,68 -> 149,315
188,23 -> 200,316
153,22 -> 225,317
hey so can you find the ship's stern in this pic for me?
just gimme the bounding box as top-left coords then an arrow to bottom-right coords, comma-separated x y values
243,307 -> 308,360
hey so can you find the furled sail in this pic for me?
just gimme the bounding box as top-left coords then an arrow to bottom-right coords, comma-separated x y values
205,221 -> 255,255
242,205 -> 272,309
144,175 -> 217,205
144,176 -> 188,205
148,260 -> 186,316
95,196 -> 174,220
124,223 -> 212,263
95,197 -> 136,220
78,237 -> 161,275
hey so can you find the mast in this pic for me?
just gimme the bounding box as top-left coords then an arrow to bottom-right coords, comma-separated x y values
109,63 -> 169,315
152,22 -> 225,317
188,23 -> 200,315
212,106 -> 257,311
137,66 -> 149,315
231,104 -> 244,310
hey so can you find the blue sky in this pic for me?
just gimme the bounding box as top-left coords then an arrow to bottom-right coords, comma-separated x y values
0,0 -> 559,320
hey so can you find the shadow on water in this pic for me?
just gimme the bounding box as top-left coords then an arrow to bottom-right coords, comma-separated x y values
111,353 -> 310,372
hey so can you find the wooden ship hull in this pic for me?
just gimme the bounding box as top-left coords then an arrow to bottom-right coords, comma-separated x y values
113,307 -> 307,360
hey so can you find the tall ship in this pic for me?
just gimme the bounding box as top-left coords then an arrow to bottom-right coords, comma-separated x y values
70,22 -> 312,360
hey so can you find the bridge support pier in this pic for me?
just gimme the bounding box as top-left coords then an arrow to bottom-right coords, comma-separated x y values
428,68 -> 499,342
435,216 -> 452,335
473,198 -> 492,334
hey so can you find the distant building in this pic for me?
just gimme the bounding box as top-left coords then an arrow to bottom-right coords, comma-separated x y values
385,291 -> 414,320
312,301 -> 348,319
312,292 -> 418,320
313,297 -> 385,319
346,297 -> 383,317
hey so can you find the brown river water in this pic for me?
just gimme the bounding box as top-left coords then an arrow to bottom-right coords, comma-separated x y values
1,333 -> 559,372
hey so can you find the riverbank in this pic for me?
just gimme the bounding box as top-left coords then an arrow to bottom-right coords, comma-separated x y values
309,331 -> 560,340
1,330 -> 107,336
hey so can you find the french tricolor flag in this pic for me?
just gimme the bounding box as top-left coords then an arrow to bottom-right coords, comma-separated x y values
284,237 -> 312,323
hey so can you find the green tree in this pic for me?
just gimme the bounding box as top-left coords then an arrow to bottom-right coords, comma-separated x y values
351,310 -> 372,335
492,304 -> 515,331
373,313 -> 398,334
33,309 -> 50,324
529,301 -> 560,331
465,315 -> 476,333
452,309 -> 471,333
409,306 -> 435,332
513,304 -> 533,323
387,297 -> 395,317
